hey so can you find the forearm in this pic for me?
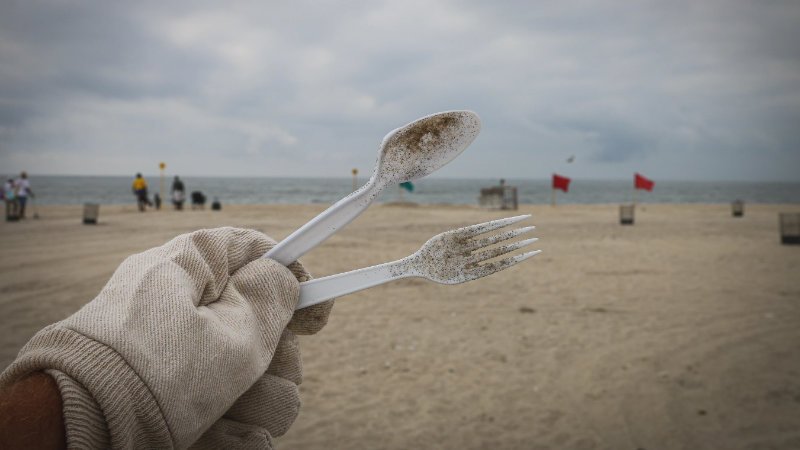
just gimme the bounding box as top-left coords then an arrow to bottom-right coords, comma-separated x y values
0,372 -> 66,449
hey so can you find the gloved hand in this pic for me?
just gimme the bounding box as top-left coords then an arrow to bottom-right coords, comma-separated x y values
193,239 -> 334,449
0,227 -> 333,449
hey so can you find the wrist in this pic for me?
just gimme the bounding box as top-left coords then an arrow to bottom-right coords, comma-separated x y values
1,326 -> 171,448
0,372 -> 66,449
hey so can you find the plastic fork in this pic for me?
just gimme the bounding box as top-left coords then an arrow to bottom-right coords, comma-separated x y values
296,214 -> 540,309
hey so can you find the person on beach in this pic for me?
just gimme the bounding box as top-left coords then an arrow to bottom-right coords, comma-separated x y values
131,173 -> 151,212
0,227 -> 333,448
13,172 -> 34,220
171,175 -> 185,210
3,178 -> 18,221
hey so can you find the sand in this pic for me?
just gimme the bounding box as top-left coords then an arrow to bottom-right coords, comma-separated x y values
1,202 -> 799,449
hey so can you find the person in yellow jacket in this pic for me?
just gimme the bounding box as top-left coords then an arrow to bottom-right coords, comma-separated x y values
131,173 -> 152,212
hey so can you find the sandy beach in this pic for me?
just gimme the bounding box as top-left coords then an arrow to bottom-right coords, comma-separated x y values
1,202 -> 798,449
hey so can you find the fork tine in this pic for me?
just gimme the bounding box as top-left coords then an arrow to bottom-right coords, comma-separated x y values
469,249 -> 542,279
471,237 -> 539,264
466,225 -> 535,251
458,214 -> 531,237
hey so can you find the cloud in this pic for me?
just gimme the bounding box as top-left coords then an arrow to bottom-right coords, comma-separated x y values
1,0 -> 799,181
543,117 -> 656,163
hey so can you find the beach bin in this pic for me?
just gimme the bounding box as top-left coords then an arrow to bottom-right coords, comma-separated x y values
211,198 -> 221,211
779,213 -> 800,245
479,186 -> 518,210
620,204 -> 635,225
732,200 -> 744,217
502,186 -> 519,210
479,187 -> 502,209
191,191 -> 206,210
83,203 -> 99,224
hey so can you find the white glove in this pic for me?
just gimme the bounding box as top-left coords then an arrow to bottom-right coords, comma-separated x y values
0,227 -> 333,448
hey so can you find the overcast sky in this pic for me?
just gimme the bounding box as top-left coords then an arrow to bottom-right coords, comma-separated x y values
1,0 -> 799,181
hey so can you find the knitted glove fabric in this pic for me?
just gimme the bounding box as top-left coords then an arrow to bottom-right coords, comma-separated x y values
191,329 -> 303,449
193,245 -> 335,448
0,227 -> 333,448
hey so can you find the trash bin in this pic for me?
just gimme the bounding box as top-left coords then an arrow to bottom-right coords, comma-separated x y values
620,204 -> 635,225
732,200 -> 744,217
479,186 -> 518,210
779,213 -> 800,245
83,203 -> 99,224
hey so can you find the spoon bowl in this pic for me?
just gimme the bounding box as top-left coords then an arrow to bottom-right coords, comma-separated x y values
372,110 -> 481,187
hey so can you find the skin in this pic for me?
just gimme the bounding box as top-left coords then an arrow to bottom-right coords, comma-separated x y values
0,373 -> 66,449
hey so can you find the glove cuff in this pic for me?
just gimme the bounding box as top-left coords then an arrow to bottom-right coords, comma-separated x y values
0,325 -> 173,448
45,369 -> 110,448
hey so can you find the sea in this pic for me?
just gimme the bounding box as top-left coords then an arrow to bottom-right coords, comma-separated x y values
13,175 -> 800,206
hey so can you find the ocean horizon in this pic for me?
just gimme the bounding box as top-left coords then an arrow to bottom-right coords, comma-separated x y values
8,175 -> 800,206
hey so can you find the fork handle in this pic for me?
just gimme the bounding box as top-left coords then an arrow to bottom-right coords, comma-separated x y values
265,178 -> 383,266
297,258 -> 416,309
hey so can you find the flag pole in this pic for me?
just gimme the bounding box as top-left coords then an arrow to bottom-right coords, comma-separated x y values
159,162 -> 166,211
551,187 -> 556,207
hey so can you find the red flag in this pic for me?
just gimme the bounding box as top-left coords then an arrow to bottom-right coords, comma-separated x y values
552,173 -> 571,192
634,173 -> 654,191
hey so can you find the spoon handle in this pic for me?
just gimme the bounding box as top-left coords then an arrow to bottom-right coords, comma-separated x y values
265,181 -> 382,265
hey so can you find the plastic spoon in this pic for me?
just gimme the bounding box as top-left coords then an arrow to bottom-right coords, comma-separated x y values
265,110 -> 481,266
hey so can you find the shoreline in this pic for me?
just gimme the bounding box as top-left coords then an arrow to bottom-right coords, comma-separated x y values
18,177 -> 800,207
